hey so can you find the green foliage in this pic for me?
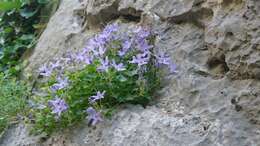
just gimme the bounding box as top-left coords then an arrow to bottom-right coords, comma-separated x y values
0,0 -> 57,135
0,0 -> 50,12
0,73 -> 29,133
0,0 -> 51,75
0,0 -> 22,11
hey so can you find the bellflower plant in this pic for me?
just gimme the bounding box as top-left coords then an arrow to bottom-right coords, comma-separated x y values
31,22 -> 177,135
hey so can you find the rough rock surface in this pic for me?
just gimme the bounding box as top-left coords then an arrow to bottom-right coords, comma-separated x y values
1,0 -> 260,145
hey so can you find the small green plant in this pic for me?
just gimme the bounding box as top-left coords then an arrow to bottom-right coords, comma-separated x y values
0,73 -> 29,133
31,23 -> 177,135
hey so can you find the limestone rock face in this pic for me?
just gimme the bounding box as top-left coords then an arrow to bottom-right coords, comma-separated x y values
1,0 -> 260,145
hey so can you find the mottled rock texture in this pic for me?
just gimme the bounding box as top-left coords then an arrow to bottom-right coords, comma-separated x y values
1,0 -> 260,145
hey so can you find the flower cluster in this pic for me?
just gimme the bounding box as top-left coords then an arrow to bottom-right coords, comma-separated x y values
34,23 -> 176,134
38,59 -> 70,119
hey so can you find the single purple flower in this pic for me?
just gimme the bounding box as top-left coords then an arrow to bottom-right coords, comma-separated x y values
96,23 -> 119,43
98,45 -> 106,56
48,97 -> 68,118
87,36 -> 105,52
129,54 -> 149,67
83,47 -> 91,54
84,55 -> 93,65
91,48 -> 100,56
50,76 -> 69,91
97,57 -> 110,72
88,38 -> 98,48
50,60 -> 60,70
118,49 -> 127,57
39,63 -> 53,77
86,107 -> 103,126
110,32 -> 120,41
62,52 -> 74,64
88,37 -> 106,57
112,60 -> 126,71
74,52 -> 93,65
98,32 -> 111,43
141,50 -> 151,57
118,38 -> 132,57
89,91 -> 105,103
134,26 -> 151,39
95,35 -> 107,46
136,39 -> 153,52
122,39 -> 132,50
103,23 -> 118,34
155,51 -> 171,65
75,52 -> 85,62
133,26 -> 142,34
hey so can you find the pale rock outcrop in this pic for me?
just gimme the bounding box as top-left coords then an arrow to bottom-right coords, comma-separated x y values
1,0 -> 260,145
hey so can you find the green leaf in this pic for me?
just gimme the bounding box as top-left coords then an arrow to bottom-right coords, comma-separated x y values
20,0 -> 31,6
19,7 -> 39,18
33,23 -> 46,29
124,70 -> 138,77
0,0 -> 21,11
20,34 -> 34,41
116,74 -> 127,82
3,27 -> 13,33
37,0 -> 49,4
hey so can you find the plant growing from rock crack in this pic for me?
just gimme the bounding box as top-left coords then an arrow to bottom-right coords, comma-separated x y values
0,73 -> 29,134
31,23 -> 176,135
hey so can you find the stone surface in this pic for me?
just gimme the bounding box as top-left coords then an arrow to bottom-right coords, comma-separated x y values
0,124 -> 42,146
1,0 -> 260,145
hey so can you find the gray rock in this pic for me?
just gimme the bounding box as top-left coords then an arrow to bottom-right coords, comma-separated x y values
2,0 -> 260,145
0,124 -> 42,146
